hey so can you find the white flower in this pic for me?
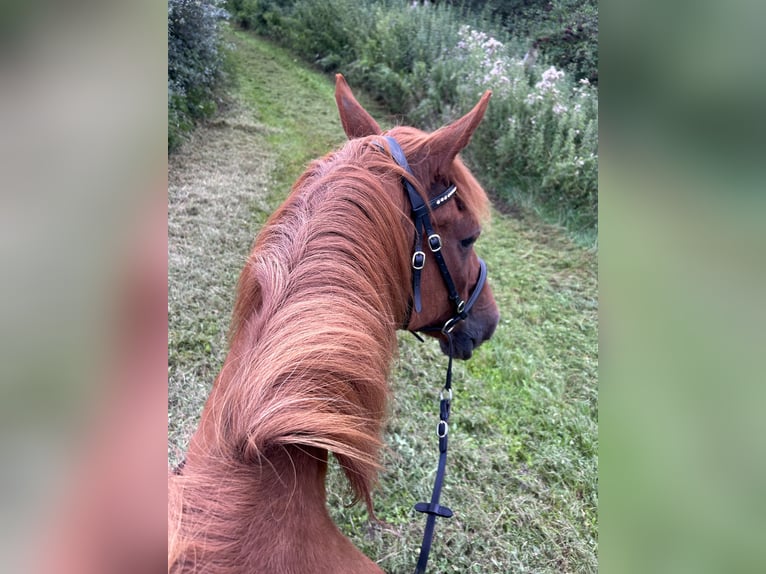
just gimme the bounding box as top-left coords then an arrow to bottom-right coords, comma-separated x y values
541,66 -> 564,83
534,67 -> 564,95
524,93 -> 539,105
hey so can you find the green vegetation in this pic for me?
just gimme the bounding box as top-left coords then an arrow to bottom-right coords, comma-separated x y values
226,0 -> 598,239
448,0 -> 598,84
168,0 -> 230,150
169,26 -> 597,573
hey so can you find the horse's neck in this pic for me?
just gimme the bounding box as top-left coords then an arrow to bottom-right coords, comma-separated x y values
178,445 -> 381,573
175,210 -> 400,572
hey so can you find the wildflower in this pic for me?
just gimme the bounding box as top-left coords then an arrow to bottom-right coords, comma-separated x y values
534,66 -> 564,96
552,103 -> 567,115
524,93 -> 543,105
485,37 -> 504,56
541,66 -> 565,83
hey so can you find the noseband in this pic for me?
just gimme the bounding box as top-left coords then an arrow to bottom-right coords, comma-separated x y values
382,136 -> 488,573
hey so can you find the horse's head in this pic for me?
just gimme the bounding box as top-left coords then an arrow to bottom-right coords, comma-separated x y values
335,75 -> 499,360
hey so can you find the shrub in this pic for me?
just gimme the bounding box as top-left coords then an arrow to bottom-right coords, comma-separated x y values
445,0 -> 599,84
449,26 -> 598,232
527,0 -> 598,84
345,2 -> 466,113
168,0 -> 229,151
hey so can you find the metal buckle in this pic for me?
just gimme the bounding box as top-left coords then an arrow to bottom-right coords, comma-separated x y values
437,420 -> 449,438
440,388 -> 453,402
428,234 -> 442,252
442,315 -> 460,334
455,299 -> 465,314
412,251 -> 426,270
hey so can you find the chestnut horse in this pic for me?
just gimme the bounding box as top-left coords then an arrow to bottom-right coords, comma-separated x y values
168,75 -> 499,573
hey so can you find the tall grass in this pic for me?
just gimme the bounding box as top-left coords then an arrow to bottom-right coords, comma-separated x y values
227,0 -> 598,238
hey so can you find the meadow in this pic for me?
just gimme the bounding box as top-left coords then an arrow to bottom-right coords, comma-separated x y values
168,26 -> 598,573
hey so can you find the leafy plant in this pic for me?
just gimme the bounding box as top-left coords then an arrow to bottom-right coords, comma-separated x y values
444,26 -> 598,233
168,0 -> 230,150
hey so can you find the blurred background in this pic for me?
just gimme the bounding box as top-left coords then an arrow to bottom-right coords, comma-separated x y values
600,0 -> 766,572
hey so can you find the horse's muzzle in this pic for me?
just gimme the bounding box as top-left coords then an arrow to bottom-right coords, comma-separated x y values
439,298 -> 499,360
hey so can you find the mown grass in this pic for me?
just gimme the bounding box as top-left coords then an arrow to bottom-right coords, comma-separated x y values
169,24 -> 597,573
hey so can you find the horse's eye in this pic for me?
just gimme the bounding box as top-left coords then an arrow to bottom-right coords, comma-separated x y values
460,235 -> 478,248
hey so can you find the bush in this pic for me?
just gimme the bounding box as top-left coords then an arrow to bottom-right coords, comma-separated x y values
525,0 -> 598,84
444,0 -> 598,84
168,0 -> 229,151
346,3 -> 469,114
227,0 -> 598,236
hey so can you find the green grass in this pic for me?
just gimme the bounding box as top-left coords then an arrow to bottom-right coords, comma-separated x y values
169,24 -> 597,573
229,29 -> 393,207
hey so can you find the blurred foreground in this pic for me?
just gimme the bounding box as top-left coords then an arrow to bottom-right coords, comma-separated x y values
1,2 -> 166,572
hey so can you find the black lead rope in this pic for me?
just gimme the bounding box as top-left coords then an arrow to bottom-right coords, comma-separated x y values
413,332 -> 455,574
412,259 -> 486,574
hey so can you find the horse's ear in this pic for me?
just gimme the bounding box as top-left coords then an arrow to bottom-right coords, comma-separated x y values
425,90 -> 492,173
335,74 -> 382,139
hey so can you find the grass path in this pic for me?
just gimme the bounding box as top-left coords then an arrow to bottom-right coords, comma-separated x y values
169,25 -> 597,573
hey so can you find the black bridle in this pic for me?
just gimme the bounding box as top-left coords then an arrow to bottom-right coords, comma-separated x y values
382,136 -> 488,573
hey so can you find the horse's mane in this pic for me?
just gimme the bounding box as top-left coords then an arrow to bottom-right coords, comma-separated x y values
219,137 -> 412,504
